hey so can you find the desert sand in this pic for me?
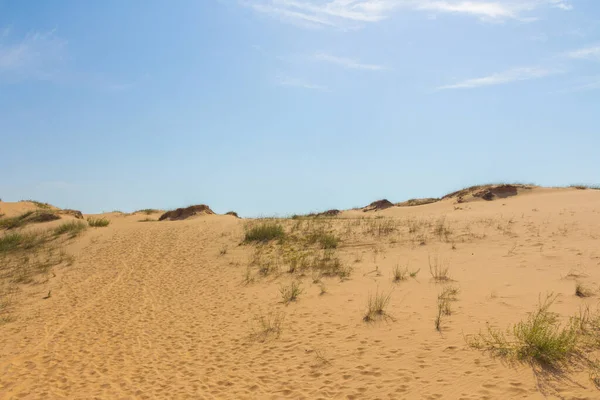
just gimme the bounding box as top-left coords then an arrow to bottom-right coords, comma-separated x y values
1,186 -> 600,399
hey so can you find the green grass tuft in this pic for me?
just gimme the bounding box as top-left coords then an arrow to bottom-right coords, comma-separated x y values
244,222 -> 285,243
54,221 -> 88,237
87,217 -> 110,227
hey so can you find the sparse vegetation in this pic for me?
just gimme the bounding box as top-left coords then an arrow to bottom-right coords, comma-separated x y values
22,200 -> 52,209
136,209 -> 160,215
87,217 -> 110,227
434,217 -> 452,240
435,285 -> 459,331
251,311 -> 284,342
467,294 -> 583,368
138,218 -> 156,222
54,221 -> 87,237
363,288 -> 392,322
280,281 -> 303,304
0,211 -> 60,230
392,265 -> 408,282
244,222 -> 285,243
429,255 -> 451,282
307,230 -> 340,249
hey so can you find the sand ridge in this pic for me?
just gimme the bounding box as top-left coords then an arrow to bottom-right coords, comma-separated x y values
1,188 -> 600,398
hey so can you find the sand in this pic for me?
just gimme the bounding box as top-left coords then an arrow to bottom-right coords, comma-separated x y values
1,188 -> 600,399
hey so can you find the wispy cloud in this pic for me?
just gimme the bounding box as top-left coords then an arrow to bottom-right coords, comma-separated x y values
314,53 -> 387,70
0,29 -> 66,82
437,67 -> 557,90
245,0 -> 573,28
276,75 -> 329,91
566,45 -> 600,61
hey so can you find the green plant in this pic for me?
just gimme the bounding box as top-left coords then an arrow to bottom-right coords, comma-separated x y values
87,217 -> 110,227
54,221 -> 88,237
137,209 -> 160,215
363,288 -> 392,322
280,281 -> 303,304
409,268 -> 420,278
467,294 -> 582,367
244,222 -> 285,243
307,230 -> 340,249
0,211 -> 60,230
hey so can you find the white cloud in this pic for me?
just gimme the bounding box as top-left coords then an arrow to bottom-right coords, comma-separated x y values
566,45 -> 600,61
0,30 -> 66,82
314,53 -> 387,70
276,75 -> 329,90
245,0 -> 573,28
437,67 -> 557,90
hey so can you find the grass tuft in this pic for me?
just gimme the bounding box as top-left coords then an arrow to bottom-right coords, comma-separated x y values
363,288 -> 392,322
54,221 -> 87,237
87,217 -> 110,227
429,255 -> 451,282
467,294 -> 582,368
251,311 -> 284,342
244,222 -> 285,243
280,281 -> 303,304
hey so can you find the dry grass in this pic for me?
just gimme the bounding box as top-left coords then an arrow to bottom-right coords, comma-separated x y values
251,311 -> 285,342
429,255 -> 451,282
280,281 -> 303,304
363,288 -> 392,322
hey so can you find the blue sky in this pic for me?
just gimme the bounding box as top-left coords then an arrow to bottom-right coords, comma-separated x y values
0,0 -> 598,216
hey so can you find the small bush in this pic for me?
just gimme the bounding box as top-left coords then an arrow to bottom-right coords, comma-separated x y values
363,288 -> 392,322
138,218 -> 156,222
136,209 -> 160,215
87,217 -> 110,227
467,294 -> 581,367
280,281 -> 303,304
244,222 -> 285,243
54,221 -> 88,237
307,230 -> 340,249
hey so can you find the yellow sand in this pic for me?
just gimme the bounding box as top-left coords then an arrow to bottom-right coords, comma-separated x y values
1,188 -> 600,399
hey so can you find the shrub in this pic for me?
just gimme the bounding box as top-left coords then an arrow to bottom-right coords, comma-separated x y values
244,222 -> 285,243
87,217 -> 110,227
467,294 -> 582,367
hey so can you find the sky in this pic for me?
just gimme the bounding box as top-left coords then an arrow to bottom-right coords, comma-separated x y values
0,0 -> 599,216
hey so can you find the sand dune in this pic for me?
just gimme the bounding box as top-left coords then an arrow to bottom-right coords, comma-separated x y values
1,188 -> 600,399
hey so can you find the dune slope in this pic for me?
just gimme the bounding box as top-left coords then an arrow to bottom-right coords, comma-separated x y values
1,188 -> 600,399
